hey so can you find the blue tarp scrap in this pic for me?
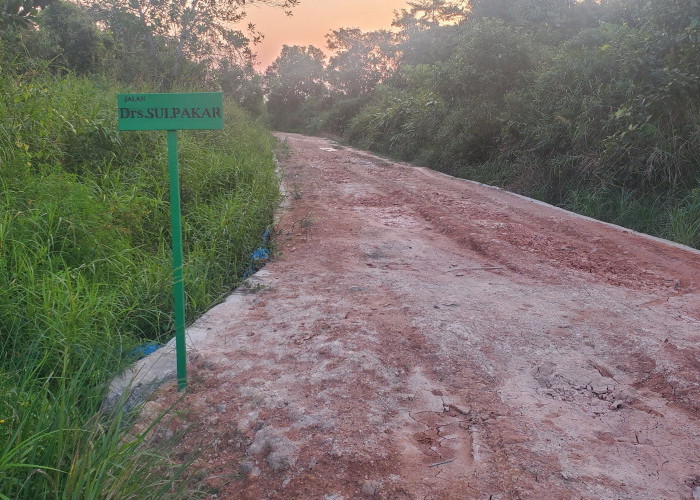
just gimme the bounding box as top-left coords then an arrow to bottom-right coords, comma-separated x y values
129,341 -> 161,360
243,227 -> 271,278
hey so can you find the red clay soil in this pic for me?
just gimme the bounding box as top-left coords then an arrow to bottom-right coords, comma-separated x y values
139,133 -> 700,499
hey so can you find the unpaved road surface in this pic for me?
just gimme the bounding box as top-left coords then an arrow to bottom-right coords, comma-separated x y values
141,133 -> 700,499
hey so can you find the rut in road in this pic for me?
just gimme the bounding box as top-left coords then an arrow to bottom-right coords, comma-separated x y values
137,133 -> 700,499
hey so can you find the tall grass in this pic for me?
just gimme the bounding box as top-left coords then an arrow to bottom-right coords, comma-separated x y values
564,186 -> 700,248
0,359 -> 188,499
0,66 -> 279,496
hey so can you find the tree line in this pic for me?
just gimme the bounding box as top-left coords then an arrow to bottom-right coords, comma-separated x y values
264,0 -> 700,248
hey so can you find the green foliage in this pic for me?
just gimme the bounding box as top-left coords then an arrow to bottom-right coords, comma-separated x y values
392,0 -> 469,34
347,86 -> 447,162
218,60 -> 267,118
33,0 -> 110,74
306,94 -> 373,136
325,28 -> 395,98
0,0 -> 284,494
90,0 -> 299,83
666,189 -> 700,247
564,186 -> 700,247
0,58 -> 279,495
391,1 -> 469,66
265,44 -> 328,131
86,2 -> 163,83
435,19 -> 534,100
470,0 -> 602,38
0,360 -> 187,499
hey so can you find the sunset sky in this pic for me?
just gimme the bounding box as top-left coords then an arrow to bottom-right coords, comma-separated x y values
245,0 -> 411,69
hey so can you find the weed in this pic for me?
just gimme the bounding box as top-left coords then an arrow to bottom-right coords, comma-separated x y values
300,212 -> 314,229
245,282 -> 268,294
664,190 -> 700,247
274,138 -> 291,162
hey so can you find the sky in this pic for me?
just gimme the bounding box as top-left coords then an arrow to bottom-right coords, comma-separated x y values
244,0 -> 411,69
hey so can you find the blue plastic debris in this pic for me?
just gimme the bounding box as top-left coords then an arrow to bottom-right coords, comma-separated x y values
243,227 -> 271,278
130,341 -> 161,360
251,247 -> 270,261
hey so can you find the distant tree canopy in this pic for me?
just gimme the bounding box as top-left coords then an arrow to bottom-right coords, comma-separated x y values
325,28 -> 395,97
392,0 -> 470,32
264,0 -> 700,249
34,1 -> 109,73
89,0 -> 299,82
2,0 -> 298,108
265,44 -> 327,130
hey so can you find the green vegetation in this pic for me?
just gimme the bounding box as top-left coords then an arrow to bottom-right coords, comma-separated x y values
265,0 -> 700,249
89,0 -> 298,82
0,0 -> 287,496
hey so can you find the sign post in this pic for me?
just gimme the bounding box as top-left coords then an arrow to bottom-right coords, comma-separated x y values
118,92 -> 223,391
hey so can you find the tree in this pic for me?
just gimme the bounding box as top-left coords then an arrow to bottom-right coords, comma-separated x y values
392,1 -> 469,65
469,0 -> 601,37
392,0 -> 469,33
264,44 -> 327,130
34,1 -> 107,73
325,28 -> 396,97
436,19 -> 533,100
218,58 -> 266,116
91,0 -> 299,82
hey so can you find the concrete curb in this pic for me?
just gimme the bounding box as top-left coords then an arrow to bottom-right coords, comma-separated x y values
104,270 -> 270,413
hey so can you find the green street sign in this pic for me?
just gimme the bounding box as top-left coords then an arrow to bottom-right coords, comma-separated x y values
117,92 -> 224,391
118,92 -> 223,131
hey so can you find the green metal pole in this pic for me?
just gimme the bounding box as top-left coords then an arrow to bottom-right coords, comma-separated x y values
167,130 -> 187,391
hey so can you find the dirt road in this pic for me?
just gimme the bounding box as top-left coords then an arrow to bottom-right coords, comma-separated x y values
142,133 -> 700,499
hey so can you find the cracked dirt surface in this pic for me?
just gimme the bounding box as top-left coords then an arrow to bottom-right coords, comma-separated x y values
139,133 -> 700,499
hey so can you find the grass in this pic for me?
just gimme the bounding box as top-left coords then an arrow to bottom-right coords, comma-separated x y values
0,68 -> 280,497
0,361 -> 190,499
563,186 -> 700,248
664,189 -> 700,248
